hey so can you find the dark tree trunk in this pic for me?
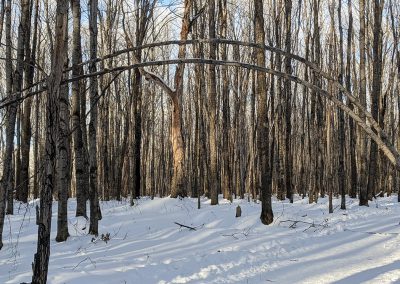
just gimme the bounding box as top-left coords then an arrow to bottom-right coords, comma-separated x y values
56,26 -> 70,243
71,0 -> 89,217
132,69 -> 142,201
208,0 -> 218,205
20,0 -> 34,204
32,0 -> 68,282
284,0 -> 293,203
347,0 -> 357,199
88,0 -> 102,236
367,0 -> 384,203
359,0 -> 369,206
255,0 -> 273,225
338,0 -> 346,209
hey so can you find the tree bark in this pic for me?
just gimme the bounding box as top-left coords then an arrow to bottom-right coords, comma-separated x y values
88,0 -> 102,236
338,0 -> 346,209
32,0 -> 68,281
255,0 -> 273,225
284,0 -> 293,203
367,0 -> 385,203
208,0 -> 218,205
20,0 -> 34,203
0,0 -> 13,250
55,23 -> 70,243
170,0 -> 192,198
359,0 -> 369,206
347,0 -> 357,199
219,0 -> 231,201
71,0 -> 89,217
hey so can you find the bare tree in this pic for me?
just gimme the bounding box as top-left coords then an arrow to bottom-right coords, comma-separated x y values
32,0 -> 68,281
359,0 -> 369,206
88,0 -> 102,236
55,17 -> 70,243
71,0 -> 89,217
0,0 -> 13,250
255,0 -> 273,225
284,0 -> 293,203
208,0 -> 218,205
367,0 -> 385,202
20,0 -> 35,204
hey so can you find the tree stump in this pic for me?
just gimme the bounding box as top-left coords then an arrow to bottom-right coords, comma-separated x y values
236,205 -> 241,218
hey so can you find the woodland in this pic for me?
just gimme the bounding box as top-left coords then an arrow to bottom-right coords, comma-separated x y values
0,0 -> 399,283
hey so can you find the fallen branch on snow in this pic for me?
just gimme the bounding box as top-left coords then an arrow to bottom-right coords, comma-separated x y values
222,228 -> 251,239
174,222 -> 203,231
279,219 -> 329,232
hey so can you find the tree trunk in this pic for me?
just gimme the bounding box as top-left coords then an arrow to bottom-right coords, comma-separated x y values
255,0 -> 273,225
208,0 -> 218,205
170,95 -> 186,198
0,0 -> 4,41
13,0 -> 30,204
359,0 -> 369,206
132,69 -> 142,201
20,0 -> 34,203
284,0 -> 293,203
55,25 -> 70,243
347,0 -> 357,199
0,0 -> 13,250
31,0 -> 68,282
338,0 -> 346,209
71,0 -> 89,217
367,0 -> 384,203
88,0 -> 101,236
219,0 -> 231,201
170,0 -> 192,198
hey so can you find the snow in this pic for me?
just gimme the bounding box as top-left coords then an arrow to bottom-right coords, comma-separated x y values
1,195 -> 400,284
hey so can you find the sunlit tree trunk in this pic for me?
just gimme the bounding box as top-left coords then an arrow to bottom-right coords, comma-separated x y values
0,0 -> 13,250
208,0 -> 219,205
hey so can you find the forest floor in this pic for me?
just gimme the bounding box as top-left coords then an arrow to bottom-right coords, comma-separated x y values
1,194 -> 400,283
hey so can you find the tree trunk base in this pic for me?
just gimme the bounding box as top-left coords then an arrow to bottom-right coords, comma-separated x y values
260,211 -> 273,225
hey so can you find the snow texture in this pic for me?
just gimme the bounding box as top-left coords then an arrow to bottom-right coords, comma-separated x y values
1,195 -> 400,283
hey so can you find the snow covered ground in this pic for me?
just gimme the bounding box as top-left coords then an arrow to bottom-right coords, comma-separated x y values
1,195 -> 400,284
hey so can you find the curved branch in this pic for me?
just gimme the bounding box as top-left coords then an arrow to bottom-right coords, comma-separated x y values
1,57 -> 398,169
64,38 -> 386,139
1,38 -> 385,144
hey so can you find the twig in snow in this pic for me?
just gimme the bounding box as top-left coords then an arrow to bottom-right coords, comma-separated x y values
111,225 -> 122,238
72,257 -> 97,270
279,219 -> 329,232
272,202 -> 285,225
222,228 -> 252,239
174,222 -> 199,231
112,232 -> 128,241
